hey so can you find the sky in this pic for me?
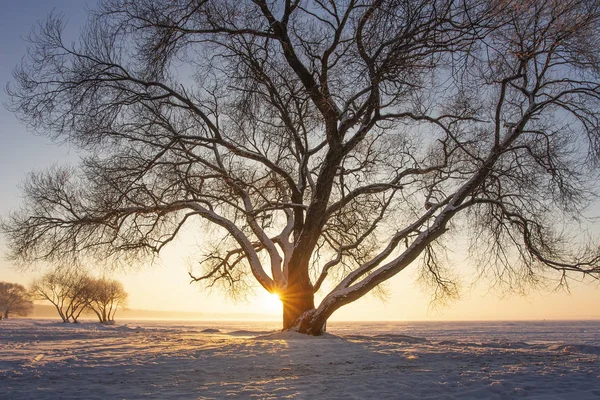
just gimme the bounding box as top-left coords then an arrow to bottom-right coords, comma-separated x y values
1,0 -> 600,323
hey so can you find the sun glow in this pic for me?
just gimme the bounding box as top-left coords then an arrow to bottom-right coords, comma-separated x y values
259,292 -> 283,313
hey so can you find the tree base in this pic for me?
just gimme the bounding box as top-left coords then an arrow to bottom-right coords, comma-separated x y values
282,308 -> 327,336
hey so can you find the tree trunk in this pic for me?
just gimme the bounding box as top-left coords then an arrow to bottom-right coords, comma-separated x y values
3,310 -> 9,319
281,255 -> 319,332
281,288 -> 315,331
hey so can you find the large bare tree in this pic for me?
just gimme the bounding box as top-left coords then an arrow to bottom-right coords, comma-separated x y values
4,0 -> 600,334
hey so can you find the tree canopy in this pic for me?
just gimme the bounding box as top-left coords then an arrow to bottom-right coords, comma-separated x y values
4,0 -> 600,333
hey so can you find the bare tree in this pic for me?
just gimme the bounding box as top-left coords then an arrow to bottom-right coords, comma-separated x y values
4,0 -> 600,334
30,269 -> 91,323
85,278 -> 128,324
0,282 -> 33,319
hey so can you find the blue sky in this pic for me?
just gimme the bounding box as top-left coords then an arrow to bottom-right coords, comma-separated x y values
0,0 -> 85,281
0,0 -> 86,206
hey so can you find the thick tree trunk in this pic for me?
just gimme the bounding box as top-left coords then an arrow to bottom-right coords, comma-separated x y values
281,255 -> 319,332
281,289 -> 315,331
280,278 -> 331,335
3,310 -> 9,319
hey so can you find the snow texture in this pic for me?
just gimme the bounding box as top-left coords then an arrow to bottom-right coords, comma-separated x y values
1,319 -> 599,399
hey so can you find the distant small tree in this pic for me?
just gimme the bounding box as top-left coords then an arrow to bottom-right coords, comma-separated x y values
30,269 -> 91,323
85,278 -> 127,324
0,282 -> 33,319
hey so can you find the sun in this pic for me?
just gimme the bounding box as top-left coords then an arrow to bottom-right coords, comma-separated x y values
259,292 -> 283,313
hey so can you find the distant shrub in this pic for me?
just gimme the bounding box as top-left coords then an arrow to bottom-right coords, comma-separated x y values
0,281 -> 34,319
85,278 -> 128,324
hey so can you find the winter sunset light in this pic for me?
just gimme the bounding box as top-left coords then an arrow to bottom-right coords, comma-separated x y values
1,1 -> 600,399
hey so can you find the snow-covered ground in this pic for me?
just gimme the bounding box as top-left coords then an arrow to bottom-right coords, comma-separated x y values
1,319 -> 599,399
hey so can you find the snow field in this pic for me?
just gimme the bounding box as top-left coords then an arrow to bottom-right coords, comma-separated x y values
1,319 -> 599,399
